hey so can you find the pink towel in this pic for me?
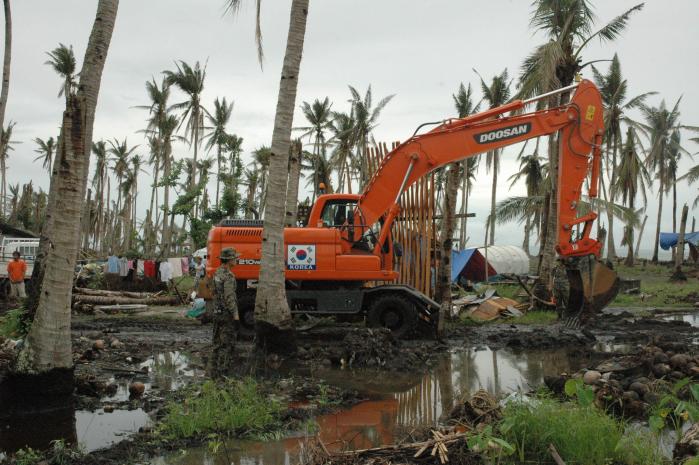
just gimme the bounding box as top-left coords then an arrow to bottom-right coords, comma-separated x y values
128,260 -> 134,270
181,257 -> 189,274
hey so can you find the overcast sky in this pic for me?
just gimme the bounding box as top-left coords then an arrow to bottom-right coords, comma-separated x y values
3,0 -> 699,258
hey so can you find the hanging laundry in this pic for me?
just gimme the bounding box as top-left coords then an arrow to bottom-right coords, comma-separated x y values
181,257 -> 189,275
118,257 -> 129,277
107,255 -> 119,274
144,260 -> 156,278
137,260 -> 145,275
168,257 -> 183,278
159,260 -> 172,282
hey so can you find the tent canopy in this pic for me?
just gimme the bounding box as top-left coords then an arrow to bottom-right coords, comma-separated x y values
451,245 -> 529,283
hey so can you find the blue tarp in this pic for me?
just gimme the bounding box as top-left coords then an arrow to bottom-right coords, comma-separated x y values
451,248 -> 497,283
659,231 -> 699,250
451,249 -> 477,282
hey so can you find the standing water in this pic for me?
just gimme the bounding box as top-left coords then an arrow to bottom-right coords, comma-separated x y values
157,347 -> 588,465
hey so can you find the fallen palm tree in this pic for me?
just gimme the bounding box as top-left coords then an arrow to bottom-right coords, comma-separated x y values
72,287 -> 179,307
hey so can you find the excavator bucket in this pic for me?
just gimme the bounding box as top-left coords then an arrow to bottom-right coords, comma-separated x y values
560,256 -> 620,328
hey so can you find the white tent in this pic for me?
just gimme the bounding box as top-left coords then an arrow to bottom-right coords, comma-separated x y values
476,245 -> 530,276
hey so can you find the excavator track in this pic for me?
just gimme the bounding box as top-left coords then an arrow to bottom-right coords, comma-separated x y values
556,255 -> 620,328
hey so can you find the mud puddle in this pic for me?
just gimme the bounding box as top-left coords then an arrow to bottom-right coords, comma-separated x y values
662,312 -> 699,327
157,347 -> 592,464
1,351 -> 200,454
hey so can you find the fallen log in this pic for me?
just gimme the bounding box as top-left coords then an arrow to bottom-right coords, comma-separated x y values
73,287 -> 160,299
72,295 -> 178,306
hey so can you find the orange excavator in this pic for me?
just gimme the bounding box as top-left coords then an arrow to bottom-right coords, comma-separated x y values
206,79 -> 619,335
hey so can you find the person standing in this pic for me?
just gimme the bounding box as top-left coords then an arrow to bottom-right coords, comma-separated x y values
7,251 -> 27,299
208,247 -> 240,378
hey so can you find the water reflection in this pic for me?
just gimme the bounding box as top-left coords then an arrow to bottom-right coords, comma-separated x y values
663,312 -> 699,328
0,351 -> 193,455
76,408 -> 151,452
162,347 -> 587,464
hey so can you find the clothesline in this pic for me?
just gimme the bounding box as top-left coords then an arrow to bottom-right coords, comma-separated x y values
105,256 -> 194,283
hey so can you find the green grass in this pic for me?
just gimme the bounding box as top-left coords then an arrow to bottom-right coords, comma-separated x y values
159,378 -> 284,440
610,263 -> 699,308
460,309 -> 558,326
0,308 -> 28,338
500,397 -> 667,465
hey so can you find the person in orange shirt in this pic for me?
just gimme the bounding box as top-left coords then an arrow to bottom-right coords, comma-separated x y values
7,251 -> 27,299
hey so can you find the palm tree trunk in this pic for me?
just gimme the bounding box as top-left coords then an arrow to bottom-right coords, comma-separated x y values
488,150 -> 498,245
606,138 -> 618,260
285,140 -> 302,227
459,166 -> 468,249
652,166 -> 665,263
81,189 -> 92,251
0,0 -> 9,217
535,133 -> 558,301
103,176 -> 110,252
523,215 -> 531,256
215,143 -> 222,207
21,0 -> 118,372
435,163 -> 459,336
254,0 -> 308,354
671,177 -> 677,261
635,214 -> 647,260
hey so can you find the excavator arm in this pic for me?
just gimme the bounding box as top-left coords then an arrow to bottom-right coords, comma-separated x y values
355,79 -> 618,323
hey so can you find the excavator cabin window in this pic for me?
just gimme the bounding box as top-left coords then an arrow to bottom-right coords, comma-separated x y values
320,200 -> 357,228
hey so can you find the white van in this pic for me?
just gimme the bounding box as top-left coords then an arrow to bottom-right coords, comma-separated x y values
0,237 -> 39,281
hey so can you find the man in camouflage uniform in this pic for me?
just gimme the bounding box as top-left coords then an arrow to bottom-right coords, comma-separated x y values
208,247 -> 240,378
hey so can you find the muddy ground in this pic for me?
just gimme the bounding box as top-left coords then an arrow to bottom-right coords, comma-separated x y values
1,299 -> 698,464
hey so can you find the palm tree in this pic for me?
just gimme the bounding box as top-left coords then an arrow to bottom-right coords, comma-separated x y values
348,85 -> 395,189
0,120 -> 17,217
0,0 -> 11,153
91,140 -> 108,251
297,97 -> 333,197
44,43 -> 77,102
21,0 -> 118,377
453,82 -> 480,249
328,111 -> 355,193
251,146 -> 271,214
130,154 -> 146,235
592,53 -> 655,259
137,77 -> 170,250
242,166 -> 260,219
205,96 -> 234,207
163,60 -> 207,194
476,68 -> 511,245
159,114 -> 180,254
636,99 -> 687,263
226,0 -> 309,353
285,139 -> 303,226
508,141 -> 545,256
519,0 -> 643,297
614,127 -> 650,265
109,138 -> 137,247
33,136 -> 56,174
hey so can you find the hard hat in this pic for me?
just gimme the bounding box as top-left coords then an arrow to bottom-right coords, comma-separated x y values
219,247 -> 239,261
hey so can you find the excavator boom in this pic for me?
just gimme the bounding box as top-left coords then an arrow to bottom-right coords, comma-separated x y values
354,79 -> 618,321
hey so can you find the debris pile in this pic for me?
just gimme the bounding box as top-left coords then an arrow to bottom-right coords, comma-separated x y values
453,289 -> 528,322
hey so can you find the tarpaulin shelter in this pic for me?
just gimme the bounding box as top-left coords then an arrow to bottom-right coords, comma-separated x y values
451,248 -> 494,282
451,245 -> 529,283
659,231 -> 699,250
